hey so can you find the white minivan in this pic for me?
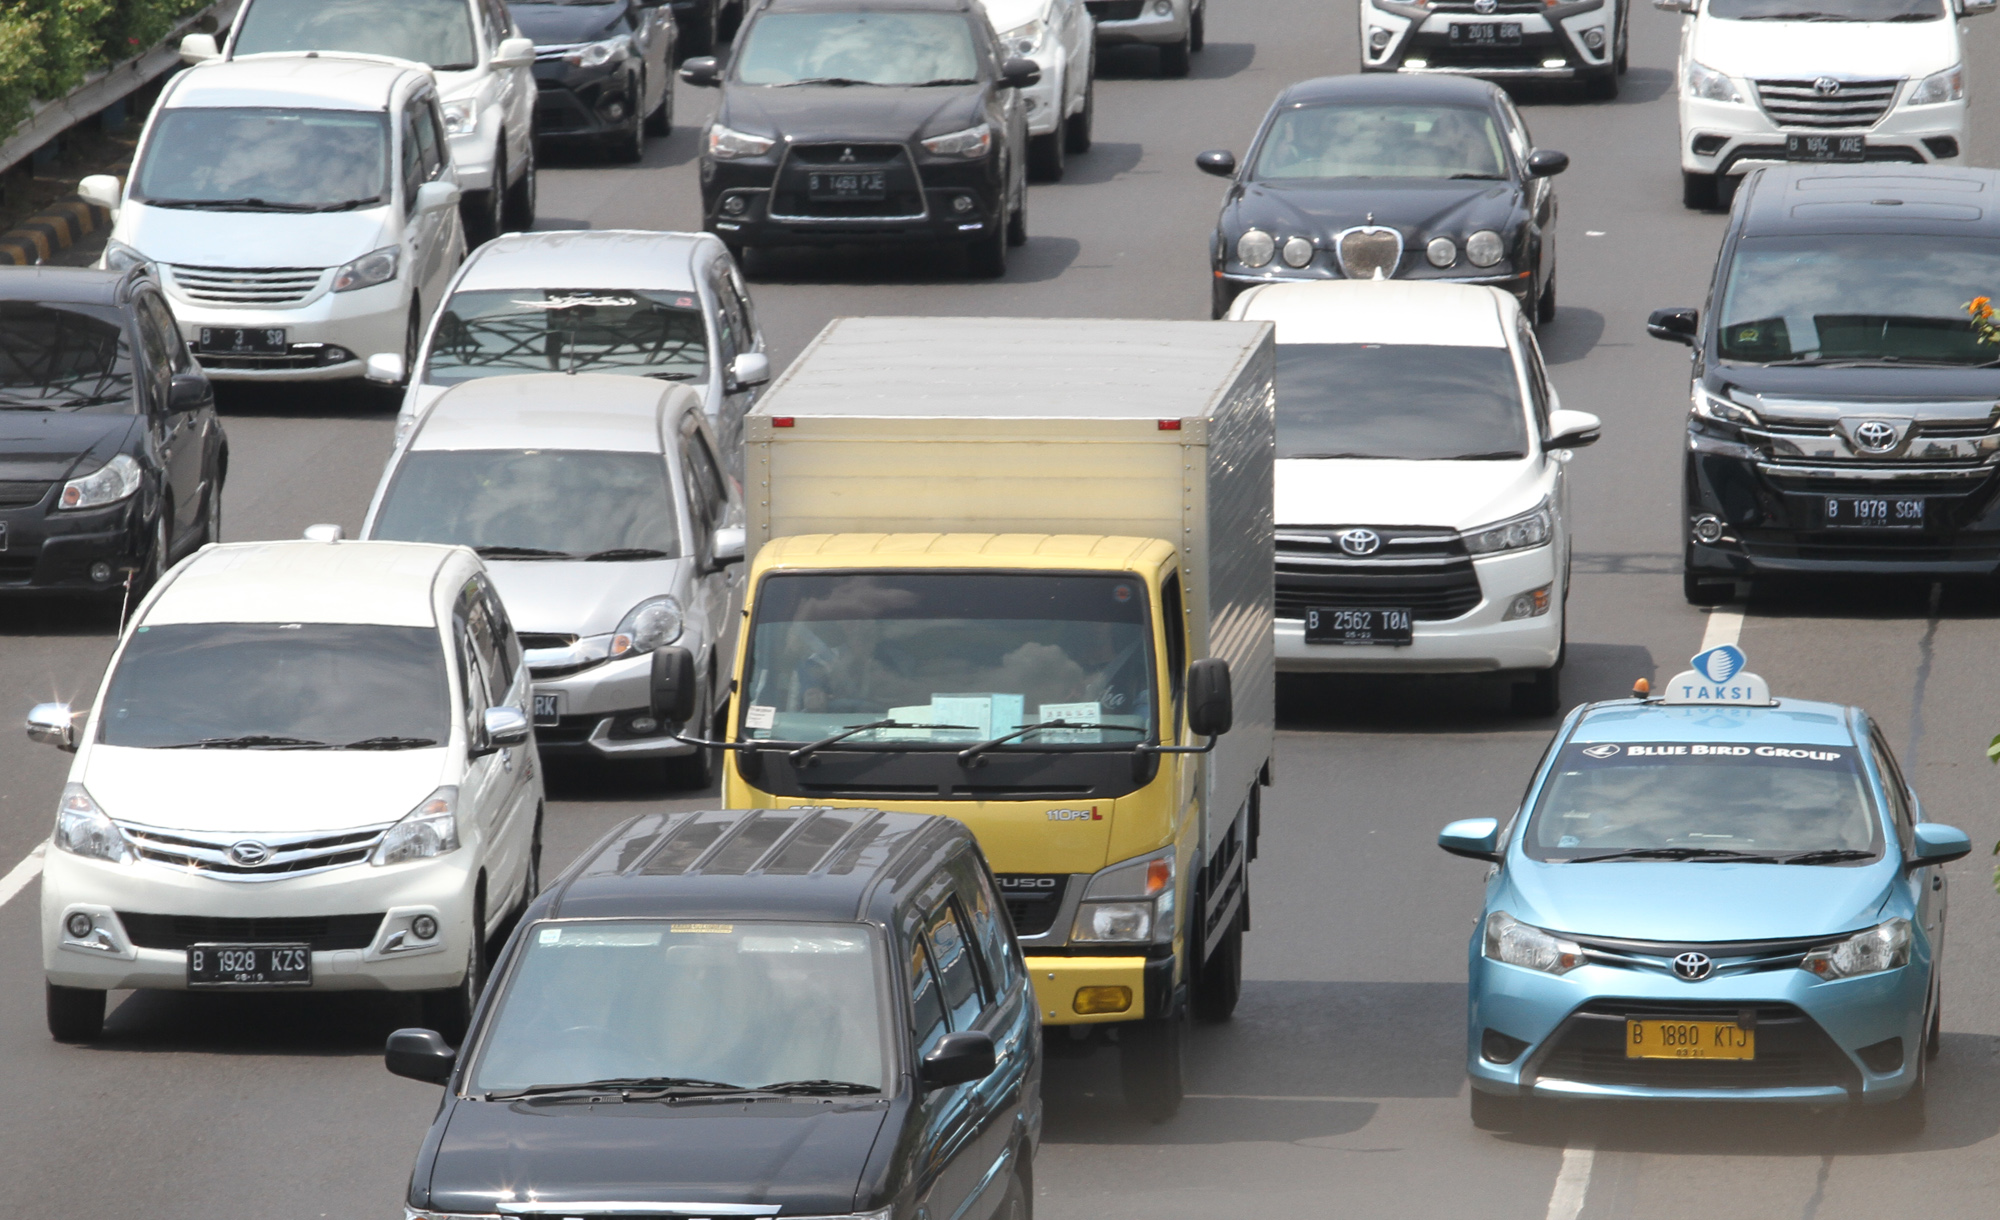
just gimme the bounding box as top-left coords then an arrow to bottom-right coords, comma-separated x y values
1665,0 -> 1989,210
33,537 -> 541,1043
1227,279 -> 1600,716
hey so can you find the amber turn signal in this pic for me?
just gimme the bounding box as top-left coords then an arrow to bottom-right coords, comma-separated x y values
1073,985 -> 1133,1015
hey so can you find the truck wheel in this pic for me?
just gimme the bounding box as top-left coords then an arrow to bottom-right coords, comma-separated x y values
1119,1011 -> 1187,1122
1192,901 -> 1243,1022
47,982 -> 106,1043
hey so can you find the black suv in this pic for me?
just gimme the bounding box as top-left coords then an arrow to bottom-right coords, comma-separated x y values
387,806 -> 1042,1220
1650,164 -> 2000,603
0,267 -> 222,600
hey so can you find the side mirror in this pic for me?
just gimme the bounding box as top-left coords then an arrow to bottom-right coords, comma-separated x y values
1545,408 -> 1602,450
1960,0 -> 1996,14
483,705 -> 531,749
302,523 -> 345,542
416,180 -> 461,213
77,174 -> 122,213
1185,658 -> 1233,738
178,32 -> 219,63
1910,823 -> 1972,867
1195,149 -> 1236,178
712,525 -> 746,565
1527,149 -> 1569,178
492,36 -> 535,68
730,351 -> 770,389
1646,307 -> 1699,345
920,1030 -> 996,1087
385,1027 -> 458,1083
1000,57 -> 1041,89
365,352 -> 408,385
680,56 -> 721,86
1438,817 -> 1502,862
26,702 -> 79,752
167,371 -> 208,411
651,645 -> 698,723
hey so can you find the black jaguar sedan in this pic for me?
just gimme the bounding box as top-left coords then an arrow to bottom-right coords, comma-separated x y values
1197,74 -> 1567,321
0,266 -> 222,602
680,0 -> 1038,277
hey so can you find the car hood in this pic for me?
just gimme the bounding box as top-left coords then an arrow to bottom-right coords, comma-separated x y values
1704,363 -> 2000,404
978,0 -> 1053,34
512,2 -> 626,46
1227,179 -> 1520,243
119,202 -> 397,272
1276,457 -> 1543,531
1689,16 -> 1957,80
78,747 -> 450,834
720,83 -> 986,144
0,412 -> 137,481
1501,859 -> 1897,942
423,1098 -> 891,1216
486,557 -> 689,637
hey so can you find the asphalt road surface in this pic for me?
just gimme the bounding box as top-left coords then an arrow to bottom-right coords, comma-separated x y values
15,4 -> 2000,1217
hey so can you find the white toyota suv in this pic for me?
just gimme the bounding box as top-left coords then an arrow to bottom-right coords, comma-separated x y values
980,0 -> 1096,179
1227,279 -> 1601,716
1665,0 -> 1989,210
33,536 -> 542,1044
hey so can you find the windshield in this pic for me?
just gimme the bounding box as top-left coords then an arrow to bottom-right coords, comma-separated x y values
1708,0 -> 1941,20
424,290 -> 709,385
735,11 -> 980,86
742,572 -> 1156,747
134,108 -> 389,210
233,0 -> 479,68
1523,740 -> 1883,862
470,920 -> 891,1094
1254,103 -> 1508,180
370,449 -> 680,559
1275,343 -> 1529,460
1718,235 -> 2000,365
0,303 -> 134,411
100,623 -> 451,749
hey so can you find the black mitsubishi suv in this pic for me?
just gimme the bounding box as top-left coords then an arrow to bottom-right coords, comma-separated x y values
1650,164 -> 2000,603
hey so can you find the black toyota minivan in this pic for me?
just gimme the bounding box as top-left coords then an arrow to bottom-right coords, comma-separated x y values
387,807 -> 1041,1220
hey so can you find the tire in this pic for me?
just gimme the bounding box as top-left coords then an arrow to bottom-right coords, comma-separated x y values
1511,651 -> 1563,718
1682,171 -> 1718,211
503,140 -> 537,231
421,898 -> 486,1045
1190,1 -> 1205,51
1927,988 -> 1942,1061
968,213 -> 1008,277
1191,897 -> 1243,1023
462,150 -> 504,247
1615,4 -> 1629,73
197,476 -> 221,548
999,1157 -> 1032,1220
1064,72 -> 1093,154
1874,1051 -> 1927,1136
1583,66 -> 1618,100
525,806 -> 544,903
1029,131 -> 1066,183
1715,172 -> 1742,212
1469,1088 -> 1528,1131
667,736 -> 718,790
1537,273 -> 1556,325
47,982 -> 105,1043
1159,33 -> 1192,77
1007,177 -> 1028,247
645,73 -> 673,136
125,510 -> 168,607
1211,274 -> 1234,320
1683,569 -> 1732,606
608,77 -> 646,162
1118,1011 -> 1187,1122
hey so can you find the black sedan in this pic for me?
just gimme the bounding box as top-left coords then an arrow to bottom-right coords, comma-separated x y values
680,0 -> 1037,277
1197,74 -> 1567,321
510,0 -> 676,161
0,267 -> 222,601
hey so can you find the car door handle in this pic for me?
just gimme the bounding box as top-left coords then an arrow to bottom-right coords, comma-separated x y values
500,747 -> 513,773
1933,874 -> 1943,891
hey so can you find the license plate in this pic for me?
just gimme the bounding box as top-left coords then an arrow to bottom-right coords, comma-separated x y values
198,326 -> 287,355
1304,607 -> 1414,646
532,691 -> 563,726
1449,21 -> 1521,44
808,171 -> 886,201
1825,495 -> 1925,529
187,942 -> 312,987
1626,1018 -> 1755,1060
1785,135 -> 1865,163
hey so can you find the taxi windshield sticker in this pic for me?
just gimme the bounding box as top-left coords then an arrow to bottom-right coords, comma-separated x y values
1561,741 -> 1852,767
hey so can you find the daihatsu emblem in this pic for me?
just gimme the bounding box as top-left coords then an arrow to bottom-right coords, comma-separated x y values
1814,77 -> 1842,96
840,147 -> 856,162
227,840 -> 272,867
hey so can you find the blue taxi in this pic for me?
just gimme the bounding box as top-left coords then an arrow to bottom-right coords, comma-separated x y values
1440,645 -> 1971,1131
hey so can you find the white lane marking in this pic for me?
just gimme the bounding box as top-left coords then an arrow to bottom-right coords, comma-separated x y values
1546,1146 -> 1595,1220
1183,1093 -> 1372,1102
1701,607 -> 1745,652
0,842 -> 46,909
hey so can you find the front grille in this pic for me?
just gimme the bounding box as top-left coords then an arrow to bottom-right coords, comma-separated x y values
196,353 -> 326,370
166,264 -> 327,307
1425,0 -> 1548,9
119,911 -> 384,952
0,556 -> 37,583
1085,0 -> 1143,18
0,480 -> 51,507
536,712 -> 605,746
996,874 -> 1069,936
1532,999 -> 1860,1092
771,144 -> 925,221
1336,228 -> 1402,280
121,822 -> 390,879
1752,78 -> 1900,130
1275,527 -> 1482,621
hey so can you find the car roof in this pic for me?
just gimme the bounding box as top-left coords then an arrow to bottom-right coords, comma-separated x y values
1231,280 -> 1512,346
166,54 -> 419,111
544,808 -> 969,923
0,266 -> 143,306
1569,698 -> 1860,749
453,230 -> 711,296
1740,165 -> 2000,238
1275,72 -> 1502,109
141,539 -> 461,627
411,374 -> 689,453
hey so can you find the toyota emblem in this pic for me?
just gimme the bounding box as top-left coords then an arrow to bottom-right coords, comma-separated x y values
1338,528 -> 1382,556
1853,419 -> 1899,451
1813,76 -> 1842,96
226,840 -> 272,867
1473,0 -> 1497,12
1672,951 -> 1714,981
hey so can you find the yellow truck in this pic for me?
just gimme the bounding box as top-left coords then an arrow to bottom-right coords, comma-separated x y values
675,316 -> 1274,1118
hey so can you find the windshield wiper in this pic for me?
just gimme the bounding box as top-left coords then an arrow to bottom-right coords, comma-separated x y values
753,1079 -> 882,1095
779,76 -> 876,86
159,734 -> 329,749
1448,172 -> 1508,180
789,719 -> 978,766
304,196 -> 385,212
1448,451 -> 1529,460
957,719 -> 1150,766
914,77 -> 978,86
473,545 -> 575,559
645,371 -> 699,380
1568,846 -> 1780,863
1735,11 -> 1860,18
581,547 -> 674,561
1780,848 -> 1879,865
487,1076 -> 744,1101
1763,354 -> 2000,368
139,197 -> 320,212
340,736 -> 439,750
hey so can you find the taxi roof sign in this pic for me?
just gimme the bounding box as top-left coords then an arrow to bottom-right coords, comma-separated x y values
1659,643 -> 1775,707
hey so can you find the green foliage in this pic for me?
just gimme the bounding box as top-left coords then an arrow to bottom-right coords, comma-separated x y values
0,0 -> 209,138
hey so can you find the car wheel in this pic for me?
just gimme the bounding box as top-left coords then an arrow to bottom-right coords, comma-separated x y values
47,982 -> 106,1043
1510,644 -> 1563,718
1583,65 -> 1618,100
197,477 -> 221,548
1927,987 -> 1942,1060
525,806 -> 544,902
645,72 -> 673,136
1681,170 -> 1719,210
1615,5 -> 1629,73
1159,31 -> 1192,77
998,1157 -> 1032,1220
421,898 -> 485,1045
967,214 -> 1008,277
608,77 -> 646,162
124,509 -> 169,608
1714,172 -> 1742,212
1538,273 -> 1557,325
1211,274 -> 1235,320
1064,70 -> 1094,154
1007,175 -> 1028,247
1469,1089 -> 1530,1131
462,149 -> 504,247
503,140 -> 537,231
1190,0 -> 1205,51
1119,1010 -> 1187,1121
1029,130 -> 1066,182
1683,568 -> 1733,605
1191,892 -> 1243,1022
1873,1052 -> 1927,1136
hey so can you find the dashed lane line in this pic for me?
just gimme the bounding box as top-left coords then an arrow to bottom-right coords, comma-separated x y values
1701,607 -> 1745,652
0,842 -> 45,909
1546,1146 -> 1595,1220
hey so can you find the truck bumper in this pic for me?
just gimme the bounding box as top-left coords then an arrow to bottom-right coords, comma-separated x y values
1026,954 -> 1155,1025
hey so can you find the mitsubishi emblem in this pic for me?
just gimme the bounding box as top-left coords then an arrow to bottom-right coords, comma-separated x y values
839,147 -> 856,162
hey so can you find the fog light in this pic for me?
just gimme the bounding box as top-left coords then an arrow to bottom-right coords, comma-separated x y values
628,715 -> 660,735
1405,57 -> 1428,68
1542,57 -> 1567,68
411,914 -> 439,941
605,101 -> 626,120
1074,985 -> 1133,1015
65,912 -> 93,939
952,194 -> 974,213
320,346 -> 349,364
1369,26 -> 1391,51
89,562 -> 112,583
1152,0 -> 1171,13
722,194 -> 748,215
1691,514 -> 1726,544
1503,584 -> 1552,621
1582,27 -> 1604,50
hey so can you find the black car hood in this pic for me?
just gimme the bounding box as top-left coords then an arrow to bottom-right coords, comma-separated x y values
721,83 -> 984,144
0,411 -> 138,482
1706,363 -> 2000,403
422,1097 -> 892,1214
511,2 -> 626,45
1227,178 -> 1520,241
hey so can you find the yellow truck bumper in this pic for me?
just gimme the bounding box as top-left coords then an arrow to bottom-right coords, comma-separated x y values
1026,954 -> 1150,1025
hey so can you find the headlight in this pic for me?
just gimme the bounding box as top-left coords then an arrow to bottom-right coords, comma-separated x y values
1280,236 -> 1315,268
1692,387 -> 1759,428
54,784 -> 128,863
333,246 -> 399,293
922,124 -> 993,158
1463,502 -> 1553,556
60,453 -> 142,510
102,240 -> 148,272
611,595 -> 683,657
1070,848 -> 1175,944
1426,236 -> 1457,268
441,100 -> 479,136
373,787 -> 460,866
564,35 -> 629,68
1685,60 -> 1742,104
1483,911 -> 1583,976
998,18 -> 1049,57
1236,228 -> 1275,268
1905,64 -> 1964,107
708,123 -> 776,159
1465,229 -> 1505,268
1801,919 -> 1911,980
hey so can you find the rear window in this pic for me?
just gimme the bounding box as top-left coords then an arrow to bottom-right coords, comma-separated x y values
0,302 -> 133,411
423,289 -> 709,385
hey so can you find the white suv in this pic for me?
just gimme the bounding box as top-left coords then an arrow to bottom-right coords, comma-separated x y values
33,536 -> 542,1044
1227,280 -> 1601,716
1665,0 -> 1989,210
981,0 -> 1096,179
